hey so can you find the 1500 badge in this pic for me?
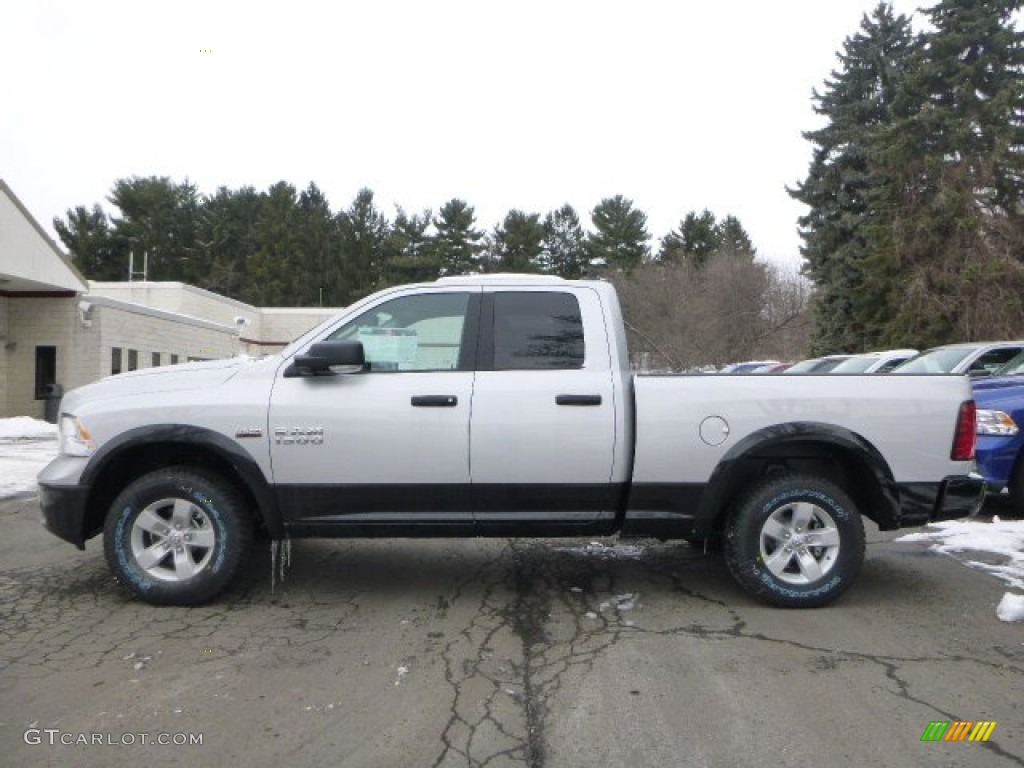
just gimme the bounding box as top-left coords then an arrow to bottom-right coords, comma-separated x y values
274,426 -> 325,445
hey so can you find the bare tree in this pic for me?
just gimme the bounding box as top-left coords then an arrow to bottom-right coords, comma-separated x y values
609,253 -> 812,371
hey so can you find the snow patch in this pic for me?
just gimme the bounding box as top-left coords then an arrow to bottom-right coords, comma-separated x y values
556,541 -> 647,560
896,519 -> 1024,619
394,665 -> 409,686
997,593 -> 1024,623
0,418 -> 59,499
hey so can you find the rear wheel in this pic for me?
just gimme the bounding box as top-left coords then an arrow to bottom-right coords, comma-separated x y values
724,473 -> 865,608
104,468 -> 253,605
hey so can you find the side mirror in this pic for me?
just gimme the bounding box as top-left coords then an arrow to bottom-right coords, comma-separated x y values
285,341 -> 365,377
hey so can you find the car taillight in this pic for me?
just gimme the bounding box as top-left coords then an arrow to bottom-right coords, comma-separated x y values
951,400 -> 977,461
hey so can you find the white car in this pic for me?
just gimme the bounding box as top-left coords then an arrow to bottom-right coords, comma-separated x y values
828,349 -> 919,374
893,341 -> 1024,376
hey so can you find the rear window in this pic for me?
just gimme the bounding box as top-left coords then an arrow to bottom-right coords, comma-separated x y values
492,292 -> 584,370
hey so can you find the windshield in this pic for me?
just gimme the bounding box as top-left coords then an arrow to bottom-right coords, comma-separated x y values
784,358 -> 823,373
994,350 -> 1024,376
829,357 -> 877,374
893,347 -> 974,373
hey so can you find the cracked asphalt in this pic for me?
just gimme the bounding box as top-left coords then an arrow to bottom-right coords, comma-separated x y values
1,496 -> 1021,768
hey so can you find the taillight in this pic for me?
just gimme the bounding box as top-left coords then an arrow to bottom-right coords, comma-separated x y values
951,400 -> 977,461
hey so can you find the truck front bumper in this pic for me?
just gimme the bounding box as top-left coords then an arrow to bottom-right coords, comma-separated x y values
37,455 -> 93,550
897,473 -> 986,528
39,482 -> 90,549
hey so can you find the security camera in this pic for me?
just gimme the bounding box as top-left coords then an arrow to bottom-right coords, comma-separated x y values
233,316 -> 250,326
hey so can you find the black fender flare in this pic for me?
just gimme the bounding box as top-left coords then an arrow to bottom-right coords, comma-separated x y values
82,424 -> 285,539
696,421 -> 901,531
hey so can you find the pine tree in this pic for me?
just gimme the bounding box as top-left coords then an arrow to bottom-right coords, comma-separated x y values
659,209 -> 719,267
249,181 -> 301,306
335,188 -> 389,304
860,0 -> 1024,346
431,199 -> 484,276
541,204 -> 589,278
382,208 -> 437,285
195,185 -> 262,302
488,209 -> 545,273
54,205 -> 121,280
588,195 -> 650,272
789,3 -> 917,353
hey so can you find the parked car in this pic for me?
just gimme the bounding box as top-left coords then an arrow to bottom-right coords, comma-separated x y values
783,355 -> 854,374
38,275 -> 983,608
718,360 -> 780,374
892,341 -> 1024,376
973,352 -> 1024,513
828,349 -> 919,374
752,362 -> 793,373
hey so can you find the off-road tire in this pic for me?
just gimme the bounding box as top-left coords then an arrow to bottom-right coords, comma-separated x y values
104,467 -> 253,605
724,473 -> 865,608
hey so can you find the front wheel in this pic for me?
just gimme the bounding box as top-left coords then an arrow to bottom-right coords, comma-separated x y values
724,474 -> 865,608
104,468 -> 253,605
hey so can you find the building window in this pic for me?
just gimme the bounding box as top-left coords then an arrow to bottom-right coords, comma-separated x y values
152,352 -> 161,367
127,349 -> 138,371
170,354 -> 179,365
111,347 -> 122,375
35,346 -> 57,399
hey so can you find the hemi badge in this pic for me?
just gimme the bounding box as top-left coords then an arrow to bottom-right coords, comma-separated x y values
235,428 -> 263,439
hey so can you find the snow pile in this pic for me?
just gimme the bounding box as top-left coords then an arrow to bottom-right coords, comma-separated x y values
897,518 -> 1024,623
996,593 -> 1024,623
0,417 -> 59,499
0,416 -> 57,440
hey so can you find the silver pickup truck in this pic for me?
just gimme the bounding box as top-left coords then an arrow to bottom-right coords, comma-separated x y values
38,275 -> 983,607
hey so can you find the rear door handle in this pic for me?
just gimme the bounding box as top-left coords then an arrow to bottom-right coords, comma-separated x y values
556,394 -> 602,406
411,395 -> 458,407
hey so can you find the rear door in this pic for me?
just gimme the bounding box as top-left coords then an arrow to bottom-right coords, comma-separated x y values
469,287 -> 618,528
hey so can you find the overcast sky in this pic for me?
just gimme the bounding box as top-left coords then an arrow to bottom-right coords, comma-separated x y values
1,0 -> 928,270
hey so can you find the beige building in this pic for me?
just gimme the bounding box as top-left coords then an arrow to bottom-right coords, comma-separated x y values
0,180 -> 342,420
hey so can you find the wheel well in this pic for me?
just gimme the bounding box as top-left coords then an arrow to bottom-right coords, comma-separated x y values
706,438 -> 897,534
83,443 -> 269,541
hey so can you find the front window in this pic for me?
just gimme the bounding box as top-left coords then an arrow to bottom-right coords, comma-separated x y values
327,292 -> 472,372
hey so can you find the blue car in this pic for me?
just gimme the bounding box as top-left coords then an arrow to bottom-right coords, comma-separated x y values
973,352 -> 1024,513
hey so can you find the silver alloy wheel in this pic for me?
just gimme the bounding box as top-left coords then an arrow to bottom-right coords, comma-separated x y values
129,498 -> 216,582
758,501 -> 841,585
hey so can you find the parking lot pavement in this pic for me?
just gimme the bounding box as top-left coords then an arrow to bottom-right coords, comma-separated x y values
1,496 -> 1022,768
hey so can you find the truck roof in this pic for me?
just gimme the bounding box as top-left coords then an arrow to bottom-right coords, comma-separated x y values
434,273 -> 568,285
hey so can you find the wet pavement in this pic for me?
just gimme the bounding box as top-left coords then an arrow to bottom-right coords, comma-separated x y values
1,496 -> 1021,767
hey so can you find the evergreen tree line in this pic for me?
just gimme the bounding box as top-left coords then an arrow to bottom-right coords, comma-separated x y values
54,177 -> 758,308
791,0 -> 1024,354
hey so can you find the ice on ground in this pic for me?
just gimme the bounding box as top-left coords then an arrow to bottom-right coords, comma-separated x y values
896,519 -> 1024,619
0,417 -> 59,499
996,593 -> 1024,623
556,541 -> 647,560
394,665 -> 409,686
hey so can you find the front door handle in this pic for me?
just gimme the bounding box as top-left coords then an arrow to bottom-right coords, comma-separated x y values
556,394 -> 602,406
411,395 -> 458,407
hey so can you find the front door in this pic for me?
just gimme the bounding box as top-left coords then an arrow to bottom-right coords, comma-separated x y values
269,288 -> 479,533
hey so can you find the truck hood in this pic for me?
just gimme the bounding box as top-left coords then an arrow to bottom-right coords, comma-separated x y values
972,375 -> 1024,409
62,356 -> 272,407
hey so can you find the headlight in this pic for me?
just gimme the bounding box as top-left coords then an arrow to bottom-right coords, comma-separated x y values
976,409 -> 1019,436
59,415 -> 94,456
